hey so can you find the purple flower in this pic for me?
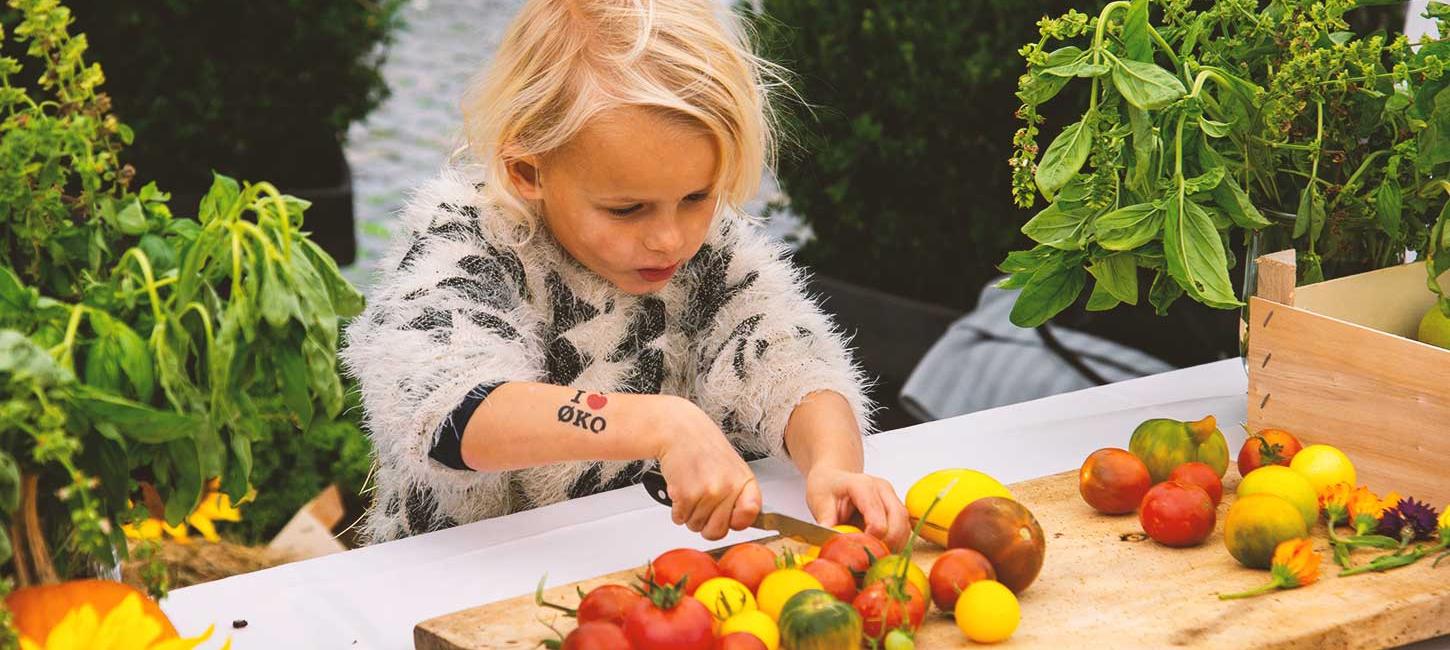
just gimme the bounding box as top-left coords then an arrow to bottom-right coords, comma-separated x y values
1378,498 -> 1440,541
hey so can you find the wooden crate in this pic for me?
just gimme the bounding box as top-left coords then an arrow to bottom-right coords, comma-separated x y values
1246,249 -> 1450,506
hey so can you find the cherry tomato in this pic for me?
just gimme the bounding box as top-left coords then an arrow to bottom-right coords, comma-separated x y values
927,547 -> 995,612
1139,480 -> 1216,547
818,532 -> 890,575
578,584 -> 642,628
562,621 -> 630,650
718,543 -> 777,593
623,594 -> 716,650
1237,428 -> 1303,476
802,558 -> 857,603
851,580 -> 927,641
715,631 -> 769,650
651,548 -> 723,596
1168,462 -> 1224,506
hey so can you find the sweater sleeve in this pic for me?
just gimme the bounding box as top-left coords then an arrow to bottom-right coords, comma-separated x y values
339,172 -> 546,543
682,217 -> 876,462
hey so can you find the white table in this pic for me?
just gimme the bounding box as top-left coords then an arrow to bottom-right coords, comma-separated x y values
160,360 -> 1446,649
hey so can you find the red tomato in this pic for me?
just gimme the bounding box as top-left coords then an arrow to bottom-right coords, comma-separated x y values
1168,462 -> 1223,506
651,549 -> 722,596
927,547 -> 995,611
851,580 -> 927,641
718,543 -> 776,593
1139,481 -> 1216,547
562,621 -> 631,650
623,595 -> 716,650
577,584 -> 642,628
715,632 -> 768,650
1078,448 -> 1153,514
803,558 -> 858,603
1237,428 -> 1303,477
818,532 -> 890,574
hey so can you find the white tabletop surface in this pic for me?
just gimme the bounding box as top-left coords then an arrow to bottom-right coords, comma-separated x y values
160,359 -> 1446,649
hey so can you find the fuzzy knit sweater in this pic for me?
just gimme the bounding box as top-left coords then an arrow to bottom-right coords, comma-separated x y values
340,163 -> 873,544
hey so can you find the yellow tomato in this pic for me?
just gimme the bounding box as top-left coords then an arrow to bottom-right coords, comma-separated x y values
692,576 -> 756,621
755,569 -> 823,621
720,609 -> 780,650
1290,444 -> 1356,495
955,579 -> 1020,643
906,469 -> 1013,546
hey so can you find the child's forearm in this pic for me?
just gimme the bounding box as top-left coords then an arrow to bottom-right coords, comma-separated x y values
783,390 -> 864,475
458,382 -> 670,471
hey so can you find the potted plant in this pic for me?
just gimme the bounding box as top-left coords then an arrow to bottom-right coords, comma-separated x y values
0,0 -> 363,623
1000,0 -> 1447,334
21,0 -> 407,267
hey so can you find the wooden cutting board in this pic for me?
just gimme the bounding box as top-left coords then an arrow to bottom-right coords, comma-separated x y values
415,471 -> 1450,649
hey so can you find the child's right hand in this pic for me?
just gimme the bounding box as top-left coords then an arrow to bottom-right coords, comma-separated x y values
639,394 -> 762,542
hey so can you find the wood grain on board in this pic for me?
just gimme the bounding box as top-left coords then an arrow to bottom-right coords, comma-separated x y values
416,470 -> 1450,649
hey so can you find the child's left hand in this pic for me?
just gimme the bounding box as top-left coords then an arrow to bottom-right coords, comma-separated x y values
805,467 -> 911,551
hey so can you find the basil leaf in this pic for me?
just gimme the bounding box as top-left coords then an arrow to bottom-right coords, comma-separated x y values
299,237 -> 364,319
1086,282 -> 1122,312
199,173 -> 241,225
1089,253 -> 1139,305
1035,117 -> 1095,198
1123,0 -> 1152,61
259,257 -> 301,330
1375,179 -> 1402,239
1045,57 -> 1111,78
164,438 -> 204,526
1148,269 -> 1184,315
1182,166 -> 1226,194
1042,46 -> 1084,67
115,196 -> 148,236
304,332 -> 345,419
70,384 -> 203,444
0,451 -> 19,515
1112,59 -> 1187,110
1009,255 -> 1087,328
1094,202 -> 1163,251
1128,107 -> 1155,195
1163,195 -> 1242,308
1198,145 -> 1270,229
1199,117 -> 1232,138
276,344 -> 314,429
998,245 -> 1056,274
1022,201 -> 1090,250
1294,186 -> 1326,243
1017,73 -> 1070,105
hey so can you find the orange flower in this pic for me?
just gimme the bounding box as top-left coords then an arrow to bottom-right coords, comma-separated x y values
1221,538 -> 1321,600
1347,486 -> 1397,535
1319,482 -> 1352,524
1270,538 -> 1321,588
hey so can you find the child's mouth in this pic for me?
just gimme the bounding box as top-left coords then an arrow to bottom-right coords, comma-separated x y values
637,263 -> 679,282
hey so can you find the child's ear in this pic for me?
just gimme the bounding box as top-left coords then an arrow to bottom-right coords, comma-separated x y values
506,156 -> 544,201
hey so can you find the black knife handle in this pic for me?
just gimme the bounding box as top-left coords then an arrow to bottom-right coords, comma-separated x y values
641,466 -> 672,507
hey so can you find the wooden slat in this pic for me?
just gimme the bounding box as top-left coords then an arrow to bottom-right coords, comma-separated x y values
1255,249 -> 1299,306
416,471 -> 1450,649
1246,296 -> 1450,507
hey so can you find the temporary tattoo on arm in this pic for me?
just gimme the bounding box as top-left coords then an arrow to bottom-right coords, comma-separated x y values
558,389 -> 609,433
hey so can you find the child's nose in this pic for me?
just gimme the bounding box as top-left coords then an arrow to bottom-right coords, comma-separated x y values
643,213 -> 684,253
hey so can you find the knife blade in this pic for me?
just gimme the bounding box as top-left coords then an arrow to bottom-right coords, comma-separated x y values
640,466 -> 839,546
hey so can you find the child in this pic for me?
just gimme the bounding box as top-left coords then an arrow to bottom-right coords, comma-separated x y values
341,0 -> 910,548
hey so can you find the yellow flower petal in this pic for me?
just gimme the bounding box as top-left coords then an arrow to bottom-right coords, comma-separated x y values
187,512 -> 220,543
92,594 -> 163,650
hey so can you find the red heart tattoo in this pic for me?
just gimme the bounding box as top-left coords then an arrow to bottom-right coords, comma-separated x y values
586,394 -> 607,410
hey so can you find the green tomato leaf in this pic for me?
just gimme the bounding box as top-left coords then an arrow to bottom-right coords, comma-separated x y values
304,333 -> 345,419
299,237 -> 365,319
1112,59 -> 1187,110
1093,202 -> 1163,251
1035,116 -> 1095,198
1163,195 -> 1242,309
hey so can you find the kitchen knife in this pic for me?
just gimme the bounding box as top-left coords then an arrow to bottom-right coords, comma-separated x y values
640,466 -> 838,547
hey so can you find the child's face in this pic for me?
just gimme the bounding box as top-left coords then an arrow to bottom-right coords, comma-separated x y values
509,106 -> 720,295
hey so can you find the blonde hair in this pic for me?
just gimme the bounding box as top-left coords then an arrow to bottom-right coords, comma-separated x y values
461,0 -> 786,227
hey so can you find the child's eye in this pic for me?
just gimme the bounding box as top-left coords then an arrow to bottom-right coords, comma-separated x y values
607,204 -> 643,217
684,192 -> 710,203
